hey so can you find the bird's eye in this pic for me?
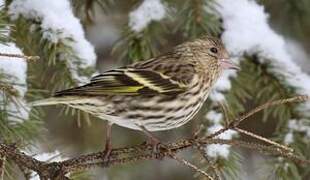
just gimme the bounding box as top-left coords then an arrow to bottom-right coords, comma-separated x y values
210,47 -> 218,53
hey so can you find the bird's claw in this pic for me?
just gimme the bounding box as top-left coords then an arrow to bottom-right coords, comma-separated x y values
102,148 -> 112,165
140,125 -> 169,158
149,141 -> 169,159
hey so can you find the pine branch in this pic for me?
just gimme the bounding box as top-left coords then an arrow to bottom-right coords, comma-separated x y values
0,50 -> 41,146
0,95 -> 309,179
206,95 -> 309,140
174,0 -> 221,38
0,137 -> 308,179
72,0 -> 114,23
234,127 -> 293,152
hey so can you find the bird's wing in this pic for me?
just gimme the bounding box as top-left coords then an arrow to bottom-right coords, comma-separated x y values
54,67 -> 187,96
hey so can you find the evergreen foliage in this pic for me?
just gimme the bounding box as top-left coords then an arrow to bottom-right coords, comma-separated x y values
0,0 -> 309,179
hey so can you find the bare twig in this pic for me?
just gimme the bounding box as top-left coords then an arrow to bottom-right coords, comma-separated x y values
0,83 -> 16,95
234,127 -> 293,152
0,52 -> 39,61
170,154 -> 214,180
233,95 -> 309,126
206,95 -> 309,140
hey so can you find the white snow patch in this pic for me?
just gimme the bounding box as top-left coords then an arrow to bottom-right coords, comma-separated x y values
129,0 -> 166,32
288,119 -> 310,137
284,132 -> 294,144
208,124 -> 237,140
206,110 -> 223,124
205,124 -> 237,159
0,43 -> 29,123
284,119 -> 310,144
210,66 -> 237,102
33,150 -> 63,162
209,91 -> 226,102
207,144 -> 231,159
0,44 -> 27,95
210,0 -> 310,117
9,0 -> 96,84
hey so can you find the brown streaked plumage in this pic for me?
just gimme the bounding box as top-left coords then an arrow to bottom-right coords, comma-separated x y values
32,36 -> 238,159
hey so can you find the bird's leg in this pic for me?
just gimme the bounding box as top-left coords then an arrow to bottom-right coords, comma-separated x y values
140,125 -> 166,157
102,122 -> 113,163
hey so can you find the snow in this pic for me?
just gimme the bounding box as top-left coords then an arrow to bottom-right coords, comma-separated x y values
33,150 -> 63,162
0,43 -> 29,123
211,0 -> 275,100
284,132 -> 294,144
207,144 -> 231,159
0,44 -> 27,95
284,119 -> 310,144
208,124 -> 237,140
217,0 -> 294,67
205,112 -> 237,158
288,119 -> 310,137
206,111 -> 223,124
210,66 -> 237,102
129,0 -> 166,32
207,0 -> 310,120
9,0 -> 96,84
206,124 -> 237,159
209,92 -> 225,102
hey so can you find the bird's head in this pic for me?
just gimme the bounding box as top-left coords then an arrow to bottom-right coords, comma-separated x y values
185,36 -> 239,76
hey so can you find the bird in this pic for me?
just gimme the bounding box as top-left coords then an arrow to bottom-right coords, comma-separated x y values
31,36 -> 238,160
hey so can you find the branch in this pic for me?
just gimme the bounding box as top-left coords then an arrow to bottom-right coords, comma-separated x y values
205,95 -> 309,139
0,154 -> 4,180
0,52 -> 39,61
170,154 -> 214,180
0,95 -> 309,179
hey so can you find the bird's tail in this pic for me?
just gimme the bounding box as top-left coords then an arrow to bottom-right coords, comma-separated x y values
30,96 -> 79,106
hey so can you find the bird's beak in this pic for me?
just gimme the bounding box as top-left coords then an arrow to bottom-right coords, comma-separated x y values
219,58 -> 239,70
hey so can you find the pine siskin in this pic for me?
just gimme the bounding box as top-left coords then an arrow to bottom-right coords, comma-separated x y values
32,36 -> 238,158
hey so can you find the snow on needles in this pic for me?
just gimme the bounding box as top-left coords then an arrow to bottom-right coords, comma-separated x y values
214,0 -> 310,114
0,43 -> 29,123
129,0 -> 166,32
284,119 -> 310,144
205,111 -> 237,158
9,0 -> 96,84
208,0 -> 310,143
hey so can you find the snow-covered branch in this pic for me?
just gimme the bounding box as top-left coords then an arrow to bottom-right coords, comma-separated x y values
207,0 -> 310,145
0,43 -> 29,123
129,0 -> 167,32
9,0 -> 96,84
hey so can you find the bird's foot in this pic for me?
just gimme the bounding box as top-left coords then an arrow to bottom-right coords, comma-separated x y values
139,125 -> 169,158
101,147 -> 112,165
102,122 -> 113,165
147,136 -> 168,159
